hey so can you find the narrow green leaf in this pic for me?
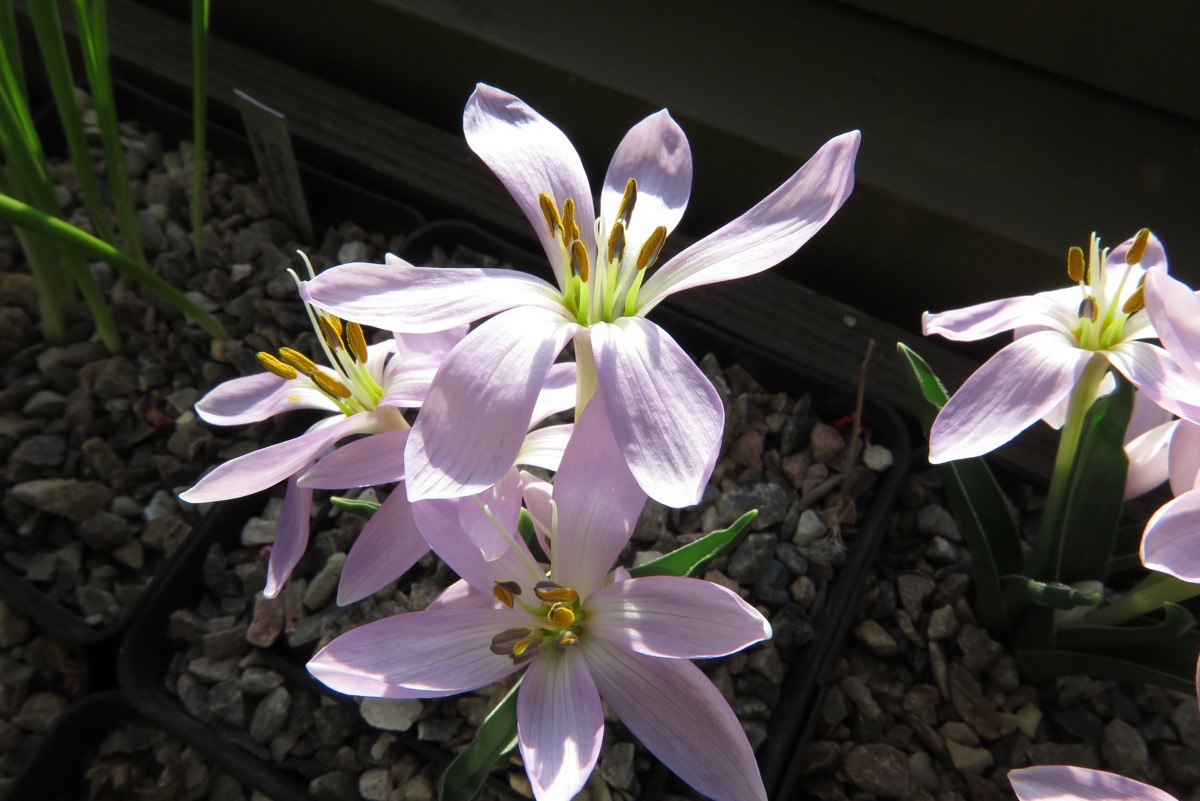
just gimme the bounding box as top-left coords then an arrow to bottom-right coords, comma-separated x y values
437,679 -> 520,801
0,191 -> 226,338
517,508 -> 548,563
1057,603 -> 1196,650
1001,575 -> 1100,611
628,510 -> 757,579
1105,522 -> 1146,579
330,496 -> 381,519
896,343 -> 1024,633
1016,630 -> 1200,694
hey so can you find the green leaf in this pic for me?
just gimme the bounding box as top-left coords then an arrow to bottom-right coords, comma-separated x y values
1105,522 -> 1146,579
1057,603 -> 1196,650
1043,377 -> 1133,582
330,496 -> 381,519
1016,630 -> 1200,694
629,510 -> 757,579
1001,575 -> 1100,611
896,343 -> 1024,633
437,678 -> 520,801
517,508 -> 549,563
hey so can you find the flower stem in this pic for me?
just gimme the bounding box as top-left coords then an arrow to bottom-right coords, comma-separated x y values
1075,571 -> 1200,628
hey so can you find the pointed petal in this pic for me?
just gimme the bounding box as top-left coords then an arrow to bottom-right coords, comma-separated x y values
263,478 -> 314,598
589,318 -> 722,507
308,607 -> 523,698
194,373 -> 338,425
530,363 -> 577,428
929,331 -> 1090,463
586,575 -> 770,658
337,490 -> 429,605
517,647 -> 603,801
550,393 -> 647,596
583,639 -> 766,801
464,84 -> 596,288
923,293 -> 1076,342
1141,489 -> 1200,582
301,259 -> 565,333
1168,421 -> 1200,495
180,415 -> 379,502
1124,420 -> 1176,500
405,308 -> 577,500
1145,268 -> 1200,384
601,109 -> 691,241
1106,342 -> 1200,424
637,131 -> 858,313
1009,765 -> 1178,801
517,424 -> 573,472
300,429 -> 409,489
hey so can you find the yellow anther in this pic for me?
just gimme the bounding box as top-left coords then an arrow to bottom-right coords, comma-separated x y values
256,352 -> 298,380
534,581 -> 579,603
561,198 -> 578,245
635,226 -> 668,272
278,347 -> 319,375
1123,281 -> 1146,314
1126,228 -> 1151,265
489,627 -> 533,654
570,240 -> 590,282
511,637 -> 543,665
553,631 -> 580,650
539,192 -> 563,236
1066,246 -> 1085,283
318,316 -> 345,352
493,580 -> 522,608
616,178 -> 637,226
311,370 -> 353,399
548,603 -> 576,628
346,322 -> 368,363
1079,297 -> 1097,322
607,220 -> 626,265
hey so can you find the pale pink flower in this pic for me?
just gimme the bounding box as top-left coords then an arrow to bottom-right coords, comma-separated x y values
1010,766 -> 1179,801
308,398 -> 771,801
923,230 -> 1200,463
302,84 -> 859,507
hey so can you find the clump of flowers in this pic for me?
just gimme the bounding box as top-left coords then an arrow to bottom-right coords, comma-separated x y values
182,84 -> 863,800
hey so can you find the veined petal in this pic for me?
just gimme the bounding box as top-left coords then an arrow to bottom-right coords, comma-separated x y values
601,109 -> 691,241
586,575 -> 770,658
301,258 -> 565,333
464,84 -> 596,289
194,373 -> 338,425
637,131 -> 858,314
308,607 -> 524,698
550,393 -> 646,596
1145,268 -> 1200,385
589,318 -> 722,507
425,579 -> 492,611
1168,421 -> 1200,496
1106,341 -> 1200,424
391,323 -> 469,364
929,331 -> 1090,463
262,478 -> 314,598
405,308 -> 578,501
1124,419 -> 1176,500
337,490 -> 429,605
530,363 -> 577,428
517,648 -> 603,801
520,470 -> 555,559
517,424 -> 573,472
300,429 -> 408,489
924,292 -> 1076,343
583,638 -> 766,801
180,415 -> 380,502
1141,489 -> 1200,582
1009,765 -> 1178,801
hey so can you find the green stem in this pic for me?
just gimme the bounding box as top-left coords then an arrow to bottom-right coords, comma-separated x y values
1077,571 -> 1200,628
1027,354 -> 1110,579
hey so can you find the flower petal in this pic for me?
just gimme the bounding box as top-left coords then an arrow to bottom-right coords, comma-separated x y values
378,365 -> 438,409
301,258 -> 565,333
517,647 -> 603,801
337,490 -> 430,605
1168,421 -> 1200,495
601,109 -> 691,241
1106,341 -> 1200,424
924,292 -> 1076,342
589,318 -> 722,507
425,579 -> 492,611
263,477 -> 314,598
637,130 -> 859,313
530,363 -> 577,428
1145,268 -> 1200,384
520,470 -> 555,559
1009,765 -> 1178,801
464,84 -> 596,288
180,415 -> 380,502
300,429 -> 409,489
1124,419 -> 1176,500
1109,230 -> 1168,274
308,607 -> 524,698
194,373 -> 338,425
405,308 -> 578,501
391,324 -> 469,364
583,638 -> 766,801
1141,489 -> 1200,582
929,331 -> 1090,463
586,575 -> 770,658
517,424 -> 573,472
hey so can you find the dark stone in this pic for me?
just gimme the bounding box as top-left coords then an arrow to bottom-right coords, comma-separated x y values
770,603 -> 815,655
727,533 -> 777,583
843,743 -> 909,796
752,559 -> 791,606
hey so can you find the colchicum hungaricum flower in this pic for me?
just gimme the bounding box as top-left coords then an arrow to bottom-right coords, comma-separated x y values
922,229 -> 1200,463
180,259 -> 469,597
301,83 -> 860,508
308,397 -> 772,801
1009,765 -> 1182,801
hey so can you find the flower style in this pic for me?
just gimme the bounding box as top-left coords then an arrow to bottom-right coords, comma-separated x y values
308,398 -> 772,801
180,261 -> 469,597
923,229 -> 1200,463
301,83 -> 860,507
1009,766 -> 1179,801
